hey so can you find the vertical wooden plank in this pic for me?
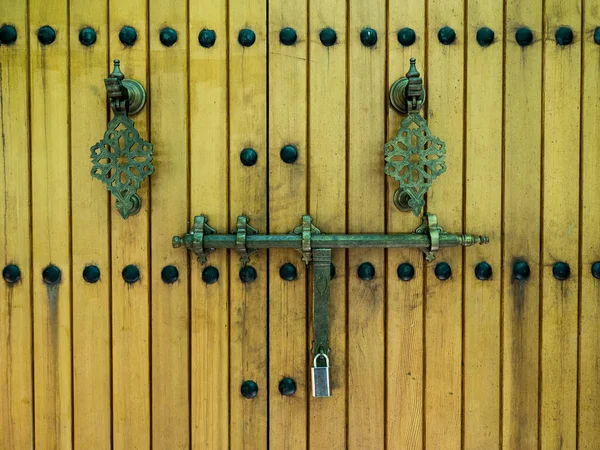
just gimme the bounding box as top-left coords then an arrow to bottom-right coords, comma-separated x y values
347,1 -> 386,447
386,4 -> 425,448
0,3 -> 33,448
268,0 -> 308,447
149,2 -> 190,449
463,2 -> 503,448
189,0 -> 230,448
502,1 -> 542,448
579,4 -> 600,447
308,1 -> 347,447
108,0 -> 151,447
69,1 -> 111,448
29,0 -> 73,447
425,2 -> 464,449
541,2 -> 581,449
228,0 -> 268,447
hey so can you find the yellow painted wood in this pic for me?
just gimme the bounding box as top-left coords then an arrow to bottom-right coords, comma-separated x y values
108,1 -> 151,448
425,2 -> 464,448
502,2 -> 542,448
69,1 -> 111,448
0,4 -> 33,449
268,0 -> 308,447
29,0 -> 73,447
149,2 -> 190,448
579,3 -> 600,447
308,1 -> 347,447
228,0 -> 268,447
189,0 -> 230,448
463,1 -> 503,448
348,0 -> 386,447
541,2 -> 581,449
386,2 -> 425,448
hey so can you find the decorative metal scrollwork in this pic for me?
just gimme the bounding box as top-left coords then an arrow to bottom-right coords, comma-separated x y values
90,60 -> 153,219
385,58 -> 447,216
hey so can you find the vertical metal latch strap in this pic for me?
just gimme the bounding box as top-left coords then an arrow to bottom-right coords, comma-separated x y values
312,248 -> 332,356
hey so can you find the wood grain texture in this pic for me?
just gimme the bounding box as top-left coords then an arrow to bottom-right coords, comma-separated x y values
463,1 -> 503,448
268,0 -> 308,447
108,0 -> 151,447
541,1 -> 581,449
29,0 -> 73,447
189,0 -> 230,448
347,0 -> 386,447
308,0 -> 348,447
69,0 -> 111,447
228,0 -> 268,447
578,2 -> 600,447
0,3 -> 33,449
425,1 -> 464,448
386,2 -> 425,448
149,0 -> 190,448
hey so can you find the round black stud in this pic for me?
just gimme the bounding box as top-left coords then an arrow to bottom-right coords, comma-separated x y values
37,25 -> 56,45
0,24 -> 18,45
280,145 -> 298,164
319,27 -> 337,47
330,263 -> 336,280
198,29 -> 216,48
278,377 -> 297,396
42,264 -> 61,285
240,148 -> 258,167
591,261 -> 600,279
280,263 -> 298,282
3,264 -> 21,284
238,28 -> 256,47
122,265 -> 140,284
78,27 -> 97,46
241,380 -> 258,399
476,27 -> 495,47
161,265 -> 179,284
82,265 -> 101,283
512,261 -> 530,281
360,27 -> 377,47
202,265 -> 219,285
119,26 -> 137,46
474,261 -> 493,281
594,27 -> 600,45
438,26 -> 456,45
552,262 -> 570,281
357,262 -> 375,281
160,27 -> 178,47
555,26 -> 573,46
279,27 -> 297,46
239,265 -> 257,284
397,262 -> 415,281
434,262 -> 452,281
515,27 -> 534,47
397,27 -> 416,46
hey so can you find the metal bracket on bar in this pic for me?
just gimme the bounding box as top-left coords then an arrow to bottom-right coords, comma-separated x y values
172,214 -> 216,264
292,215 -> 321,265
233,215 -> 259,266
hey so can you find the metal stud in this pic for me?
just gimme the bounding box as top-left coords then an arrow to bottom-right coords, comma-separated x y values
280,145 -> 298,164
438,26 -> 456,45
122,265 -> 140,284
42,264 -> 62,285
161,265 -> 179,284
515,27 -> 533,46
241,380 -> 258,399
83,265 -> 101,283
0,24 -> 18,45
474,261 -> 492,280
552,262 -> 570,281
512,261 -> 530,281
360,27 -> 377,47
279,27 -> 297,46
2,264 -> 21,284
594,27 -> 600,45
37,25 -> 56,45
202,265 -> 219,284
239,265 -> 257,284
434,262 -> 451,281
278,377 -> 297,396
238,28 -> 256,47
319,27 -> 337,47
397,262 -> 415,281
397,27 -> 416,46
240,148 -> 258,166
199,29 -> 216,48
591,261 -> 600,279
280,263 -> 297,281
476,27 -> 494,47
160,27 -> 178,47
357,262 -> 375,281
555,26 -> 573,46
79,27 -> 97,46
119,26 -> 137,46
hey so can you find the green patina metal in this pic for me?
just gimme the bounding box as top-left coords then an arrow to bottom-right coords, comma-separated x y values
90,60 -> 153,219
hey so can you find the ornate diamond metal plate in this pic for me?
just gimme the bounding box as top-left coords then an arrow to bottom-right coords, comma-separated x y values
90,115 -> 154,219
384,113 -> 447,216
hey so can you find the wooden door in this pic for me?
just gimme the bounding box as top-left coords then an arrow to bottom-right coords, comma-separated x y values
1,0 -> 599,448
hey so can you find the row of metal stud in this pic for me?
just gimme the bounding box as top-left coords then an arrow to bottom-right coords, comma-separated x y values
2,24 -> 599,48
4,260 -> 599,285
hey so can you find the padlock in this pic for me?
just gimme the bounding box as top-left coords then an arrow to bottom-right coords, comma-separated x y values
311,353 -> 331,397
